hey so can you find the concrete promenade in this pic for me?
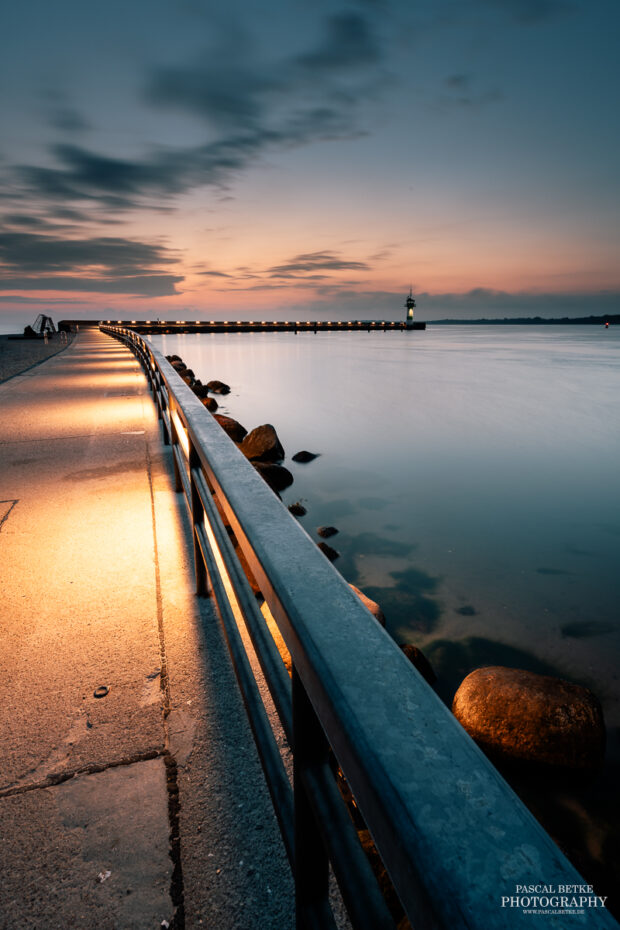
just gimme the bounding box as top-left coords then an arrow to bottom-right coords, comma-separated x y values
0,329 -> 293,929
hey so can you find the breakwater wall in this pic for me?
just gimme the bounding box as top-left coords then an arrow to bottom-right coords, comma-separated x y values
60,318 -> 426,334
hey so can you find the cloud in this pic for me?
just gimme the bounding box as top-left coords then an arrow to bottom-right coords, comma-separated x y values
268,250 -> 371,275
297,13 -> 382,72
9,10 -> 389,219
0,275 -> 182,296
0,231 -> 183,296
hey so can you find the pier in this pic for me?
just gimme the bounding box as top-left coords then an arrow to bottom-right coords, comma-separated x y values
1,324 -> 616,929
58,317 -> 426,334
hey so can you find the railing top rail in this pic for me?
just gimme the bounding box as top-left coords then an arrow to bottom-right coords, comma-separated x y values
105,325 -> 615,929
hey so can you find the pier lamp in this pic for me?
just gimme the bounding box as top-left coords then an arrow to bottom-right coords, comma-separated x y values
195,320 -> 201,324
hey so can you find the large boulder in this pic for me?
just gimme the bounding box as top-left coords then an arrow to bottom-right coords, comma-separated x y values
240,424 -> 284,463
206,379 -> 231,394
201,396 -> 218,412
400,644 -> 436,685
213,414 -> 247,443
253,462 -> 294,492
349,584 -> 385,626
192,381 -> 210,399
452,666 -> 605,774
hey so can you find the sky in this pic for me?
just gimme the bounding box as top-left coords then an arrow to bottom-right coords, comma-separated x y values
1,0 -> 619,327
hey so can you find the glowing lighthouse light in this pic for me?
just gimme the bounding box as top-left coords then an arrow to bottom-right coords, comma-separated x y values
405,288 -> 416,327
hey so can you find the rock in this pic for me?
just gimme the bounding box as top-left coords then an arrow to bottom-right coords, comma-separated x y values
292,450 -> 319,463
452,667 -> 605,774
192,381 -> 211,399
180,372 -> 194,386
240,424 -> 284,463
400,644 -> 436,685
206,379 -> 231,395
166,354 -> 182,363
349,584 -> 385,626
317,525 -> 338,539
253,462 -> 294,492
213,414 -> 247,442
201,396 -> 218,412
288,501 -> 307,517
170,360 -> 186,372
318,542 -> 339,562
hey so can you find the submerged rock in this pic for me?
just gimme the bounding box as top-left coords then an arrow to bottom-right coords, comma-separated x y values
240,424 -> 284,463
349,583 -> 385,626
400,643 -> 436,685
292,450 -> 319,463
206,379 -> 231,394
213,414 -> 247,443
317,525 -> 338,539
253,462 -> 294,492
452,666 -> 605,774
318,541 -> 339,562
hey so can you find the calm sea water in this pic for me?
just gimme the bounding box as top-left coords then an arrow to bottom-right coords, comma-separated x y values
152,325 -> 620,742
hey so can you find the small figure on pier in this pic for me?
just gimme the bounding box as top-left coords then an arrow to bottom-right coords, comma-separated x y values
405,288 -> 416,328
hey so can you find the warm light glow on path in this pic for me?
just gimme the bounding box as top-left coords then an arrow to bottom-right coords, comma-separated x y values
0,328 -> 293,927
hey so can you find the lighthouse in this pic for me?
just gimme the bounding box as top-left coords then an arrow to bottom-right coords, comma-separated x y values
405,288 -> 416,328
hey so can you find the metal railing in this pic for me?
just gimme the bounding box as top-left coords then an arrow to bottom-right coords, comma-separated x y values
103,325 -> 616,930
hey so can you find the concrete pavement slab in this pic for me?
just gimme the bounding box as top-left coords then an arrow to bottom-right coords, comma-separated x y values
0,758 -> 173,929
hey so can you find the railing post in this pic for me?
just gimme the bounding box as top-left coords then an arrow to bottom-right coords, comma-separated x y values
292,667 -> 334,930
168,400 -> 183,493
189,444 -> 209,597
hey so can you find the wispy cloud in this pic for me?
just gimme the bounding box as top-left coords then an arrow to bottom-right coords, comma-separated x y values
268,250 -> 371,276
8,10 -> 390,220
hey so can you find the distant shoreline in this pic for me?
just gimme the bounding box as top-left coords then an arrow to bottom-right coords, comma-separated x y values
431,314 -> 618,325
